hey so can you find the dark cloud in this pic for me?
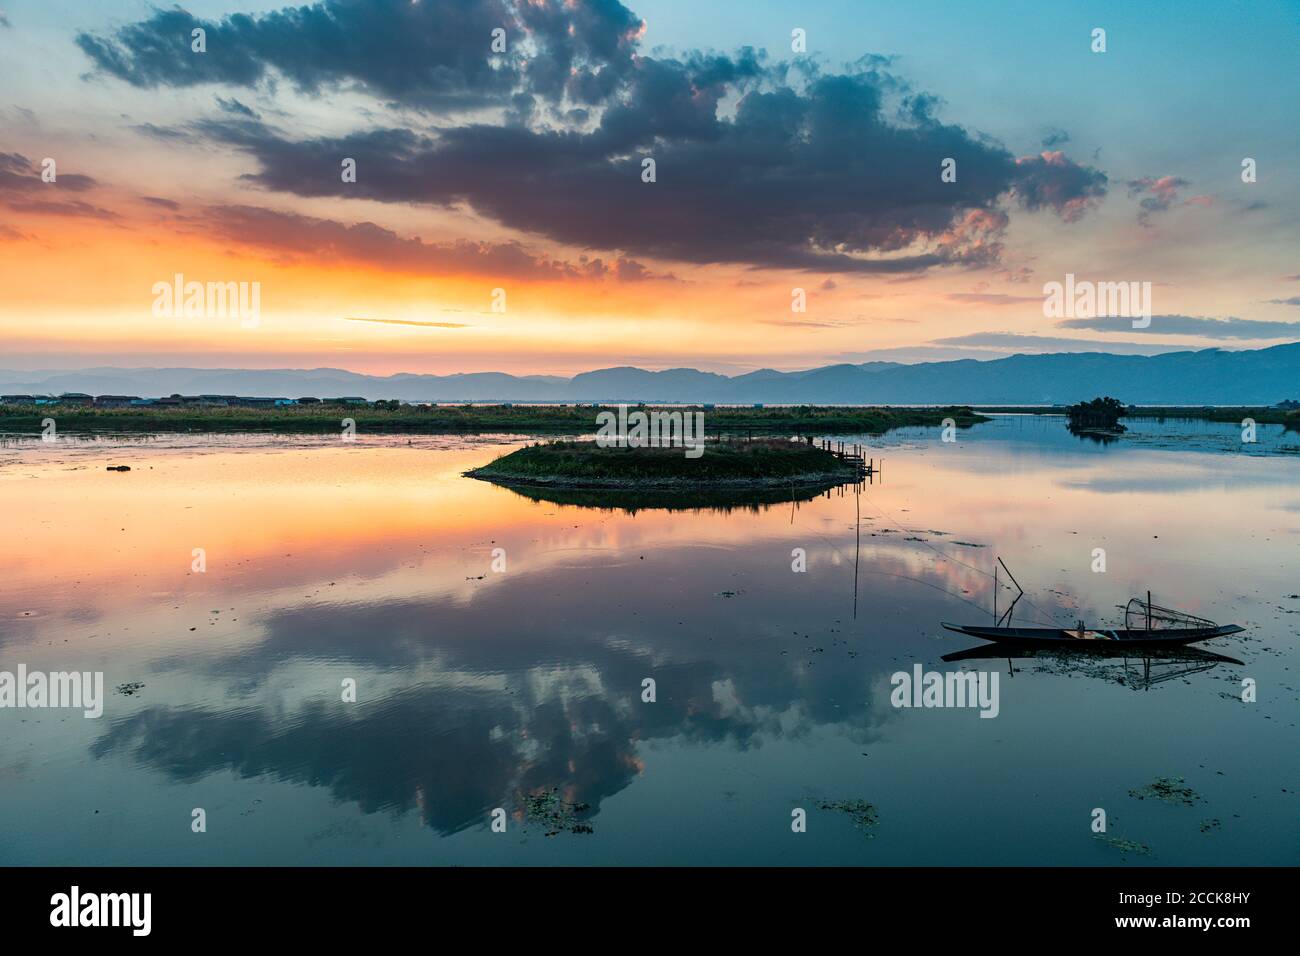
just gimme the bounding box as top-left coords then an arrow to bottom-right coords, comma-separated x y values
1266,297 -> 1300,307
0,152 -> 97,192
1040,128 -> 1070,149
1013,151 -> 1107,222
613,258 -> 667,282
141,195 -> 181,210
201,204 -> 666,281
76,0 -> 645,111
131,122 -> 191,141
183,64 -> 1104,273
1126,175 -> 1194,227
1060,314 -> 1300,339
0,151 -> 32,180
215,95 -> 258,118
0,152 -> 109,220
3,198 -> 118,220
4,198 -> 118,220
76,8 -> 266,90
78,2 -> 1107,273
511,0 -> 645,105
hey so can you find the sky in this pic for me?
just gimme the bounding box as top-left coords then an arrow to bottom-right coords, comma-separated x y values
1,0 -> 1297,376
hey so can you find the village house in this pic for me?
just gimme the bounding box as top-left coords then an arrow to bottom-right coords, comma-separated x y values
93,395 -> 141,408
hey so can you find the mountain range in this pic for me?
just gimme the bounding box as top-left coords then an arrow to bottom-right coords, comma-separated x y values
3,343 -> 1298,405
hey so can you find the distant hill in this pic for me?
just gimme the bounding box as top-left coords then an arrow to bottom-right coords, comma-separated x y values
3,343 -> 1298,404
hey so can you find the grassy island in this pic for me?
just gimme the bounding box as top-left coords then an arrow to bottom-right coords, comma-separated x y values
467,438 -> 863,490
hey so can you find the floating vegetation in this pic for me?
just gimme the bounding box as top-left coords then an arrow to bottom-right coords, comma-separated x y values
1128,776 -> 1201,807
714,589 -> 745,598
951,541 -> 986,548
1095,834 -> 1151,856
818,799 -> 879,836
523,788 -> 593,837
1199,818 -> 1222,833
115,682 -> 145,696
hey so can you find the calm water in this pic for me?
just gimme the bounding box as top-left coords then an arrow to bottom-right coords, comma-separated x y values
1,416 -> 1297,865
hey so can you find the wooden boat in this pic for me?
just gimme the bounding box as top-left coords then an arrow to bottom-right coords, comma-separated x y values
948,560 -> 1245,649
941,622 -> 1244,647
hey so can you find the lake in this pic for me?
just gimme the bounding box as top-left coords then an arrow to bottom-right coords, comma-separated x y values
1,415 -> 1297,865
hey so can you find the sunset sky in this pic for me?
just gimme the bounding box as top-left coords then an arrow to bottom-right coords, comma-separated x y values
1,0 -> 1297,375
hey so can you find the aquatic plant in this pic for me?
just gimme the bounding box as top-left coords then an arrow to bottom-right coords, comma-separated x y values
523,788 -> 594,837
1128,776 -> 1201,807
818,799 -> 879,835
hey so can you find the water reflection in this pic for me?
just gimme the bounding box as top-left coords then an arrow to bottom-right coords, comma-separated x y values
1066,424 -> 1126,445
475,476 -> 868,514
87,568 -> 901,832
941,643 -> 1244,690
2,417 -> 1296,864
